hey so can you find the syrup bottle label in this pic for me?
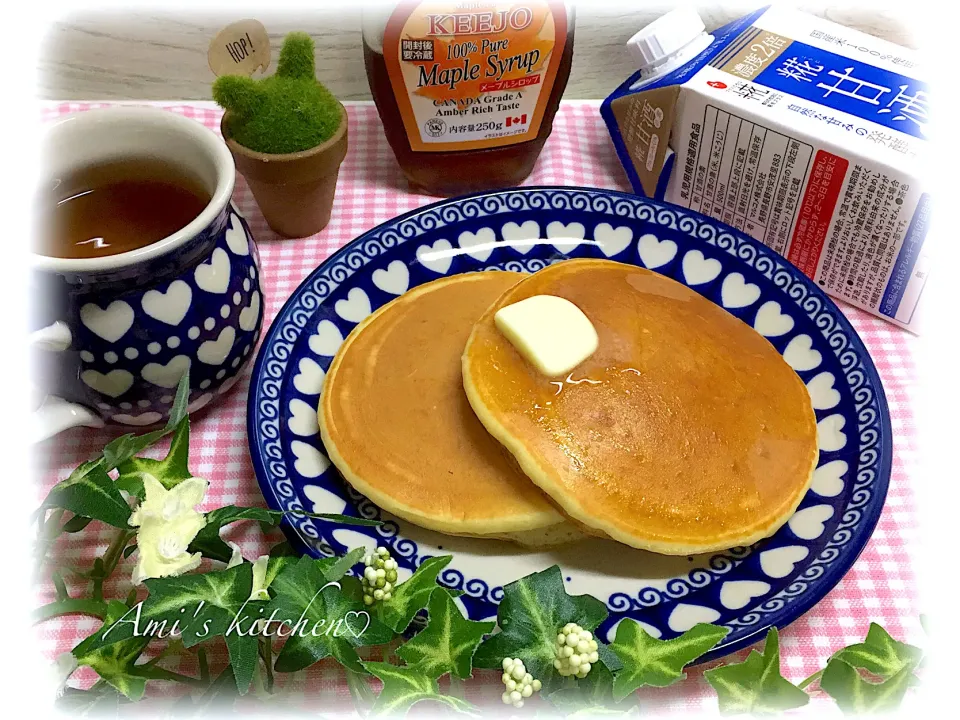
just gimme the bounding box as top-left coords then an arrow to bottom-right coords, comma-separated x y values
382,1 -> 568,152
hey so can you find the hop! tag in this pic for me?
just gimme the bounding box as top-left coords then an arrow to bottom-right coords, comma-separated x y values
208,19 -> 271,77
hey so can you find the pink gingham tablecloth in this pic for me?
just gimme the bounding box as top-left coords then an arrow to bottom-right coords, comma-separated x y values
35,101 -> 922,714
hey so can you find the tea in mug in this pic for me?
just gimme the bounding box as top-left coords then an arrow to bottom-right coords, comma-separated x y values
35,157 -> 212,260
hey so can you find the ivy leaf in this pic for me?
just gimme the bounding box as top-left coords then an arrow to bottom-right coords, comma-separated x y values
268,556 -> 395,673
320,547 -> 366,583
704,627 -> 809,714
73,600 -> 150,701
363,661 -> 476,716
115,415 -> 192,496
820,657 -> 916,714
378,555 -> 453,633
225,619 -> 261,696
546,662 -> 638,715
43,459 -> 132,528
188,506 -> 280,562
473,565 -> 609,692
396,587 -> 495,680
610,620 -> 729,700
62,514 -> 93,533
830,623 -> 923,679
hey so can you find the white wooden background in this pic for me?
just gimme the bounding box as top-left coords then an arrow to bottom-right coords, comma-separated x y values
39,2 -> 919,101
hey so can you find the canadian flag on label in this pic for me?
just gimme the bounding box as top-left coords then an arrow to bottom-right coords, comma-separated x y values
506,115 -> 528,127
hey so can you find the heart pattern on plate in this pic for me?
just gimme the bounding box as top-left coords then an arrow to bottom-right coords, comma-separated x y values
546,221 -> 585,253
292,441 -> 331,478
458,227 -> 498,262
783,334 -> 822,372
416,240 -> 454,275
721,272 -> 761,309
293,357 -> 326,396
817,414 -> 847,452
788,505 -> 834,540
141,280 -> 192,326
682,250 -> 722,286
759,546 -> 809,579
80,301 -> 135,343
811,460 -> 847,497
594,223 -> 633,258
719,580 -> 771,610
807,372 -> 841,410
501,221 -> 539,254
335,288 -> 372,324
754,301 -> 795,337
637,233 -> 677,269
372,260 -> 410,296
288,398 -> 319,437
667,603 -> 721,632
309,321 -> 344,357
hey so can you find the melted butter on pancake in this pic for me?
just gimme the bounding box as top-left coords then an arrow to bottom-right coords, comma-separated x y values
462,259 -> 818,555
319,272 -> 571,543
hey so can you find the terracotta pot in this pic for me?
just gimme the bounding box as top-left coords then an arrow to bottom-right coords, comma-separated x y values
221,102 -> 348,238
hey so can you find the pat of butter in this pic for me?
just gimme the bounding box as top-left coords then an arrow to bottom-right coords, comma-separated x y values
494,295 -> 598,377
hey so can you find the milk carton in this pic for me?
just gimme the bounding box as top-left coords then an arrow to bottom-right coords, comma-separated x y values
601,5 -> 930,331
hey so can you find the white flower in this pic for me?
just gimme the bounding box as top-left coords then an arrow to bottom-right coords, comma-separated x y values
129,475 -> 208,585
51,652 -> 77,697
227,542 -> 271,601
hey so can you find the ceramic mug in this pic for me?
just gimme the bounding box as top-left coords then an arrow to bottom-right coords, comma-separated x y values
30,107 -> 264,442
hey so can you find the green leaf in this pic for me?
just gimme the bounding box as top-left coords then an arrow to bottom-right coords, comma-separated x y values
225,620 -> 261,696
473,565 -> 609,692
820,657 -> 916,714
79,563 -> 255,653
546,661 -> 638,715
363,661 -> 476,717
704,627 -> 809,714
115,415 -> 192,493
43,460 -> 132,528
830,623 -> 923,679
73,600 -> 150,701
396,588 -> 495,680
56,685 -> 125,714
610,620 -> 729,700
321,547 -> 366,583
62,514 -> 93,533
268,556 -> 395,673
378,555 -> 452,633
188,506 -> 280,562
166,371 -> 191,429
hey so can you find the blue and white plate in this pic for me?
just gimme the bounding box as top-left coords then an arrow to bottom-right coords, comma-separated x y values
248,187 -> 891,660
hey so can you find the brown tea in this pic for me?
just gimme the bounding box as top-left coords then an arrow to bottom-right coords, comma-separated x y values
35,157 -> 211,259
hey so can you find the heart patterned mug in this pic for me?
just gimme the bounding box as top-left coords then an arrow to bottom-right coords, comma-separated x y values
31,108 -> 264,441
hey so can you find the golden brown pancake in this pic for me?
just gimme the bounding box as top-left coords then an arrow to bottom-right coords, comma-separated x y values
462,258 -> 818,555
319,272 -> 580,547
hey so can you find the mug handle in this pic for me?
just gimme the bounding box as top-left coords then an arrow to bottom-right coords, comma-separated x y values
30,321 -> 104,442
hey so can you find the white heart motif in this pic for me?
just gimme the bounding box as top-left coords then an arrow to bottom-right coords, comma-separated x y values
416,239 -> 453,275
224,213 -> 250,256
198,327 -> 236,366
721,272 -> 761,309
754,301 -> 794,337
806,372 -> 841,410
667,603 -> 721,633
637,233 -> 678,269
817,414 -> 847,452
783,335 -> 822,372
812,460 -> 847,497
594,223 -> 633,258
80,301 -> 134,343
239,291 -> 261,332
788,504 -> 834,540
291,441 -> 331,478
194,248 -> 231,294
309,321 -> 344,357
288,398 -> 319,437
335,288 -> 372,324
293,357 -> 326,396
343,610 -> 372,639
458,227 -> 498,262
303,484 -> 347,514
141,280 -> 192,326
501,221 -> 539,254
681,249 -> 722,285
759,546 -> 809,579
141,355 -> 192,388
546,221 -> 585,253
81,369 -> 134,398
113,412 -> 163,426
719,580 -> 771,610
372,261 -> 410,296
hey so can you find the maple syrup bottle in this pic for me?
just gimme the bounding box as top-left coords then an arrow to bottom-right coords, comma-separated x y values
362,2 -> 576,197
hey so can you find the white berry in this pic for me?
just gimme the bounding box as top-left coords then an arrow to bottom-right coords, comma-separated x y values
554,623 -> 600,678
499,658 -> 542,708
361,546 -> 398,606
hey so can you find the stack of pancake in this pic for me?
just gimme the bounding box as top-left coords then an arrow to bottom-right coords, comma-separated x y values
318,258 -> 818,554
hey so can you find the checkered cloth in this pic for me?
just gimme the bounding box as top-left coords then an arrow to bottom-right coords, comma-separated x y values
36,101 -> 922,713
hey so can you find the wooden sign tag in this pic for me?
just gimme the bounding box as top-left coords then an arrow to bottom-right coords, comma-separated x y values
208,19 -> 271,77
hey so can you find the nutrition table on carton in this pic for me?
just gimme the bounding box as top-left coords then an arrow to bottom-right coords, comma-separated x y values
34,100 -> 922,712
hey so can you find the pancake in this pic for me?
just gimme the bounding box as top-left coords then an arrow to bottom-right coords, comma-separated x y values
462,258 -> 818,555
318,272 -> 580,547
